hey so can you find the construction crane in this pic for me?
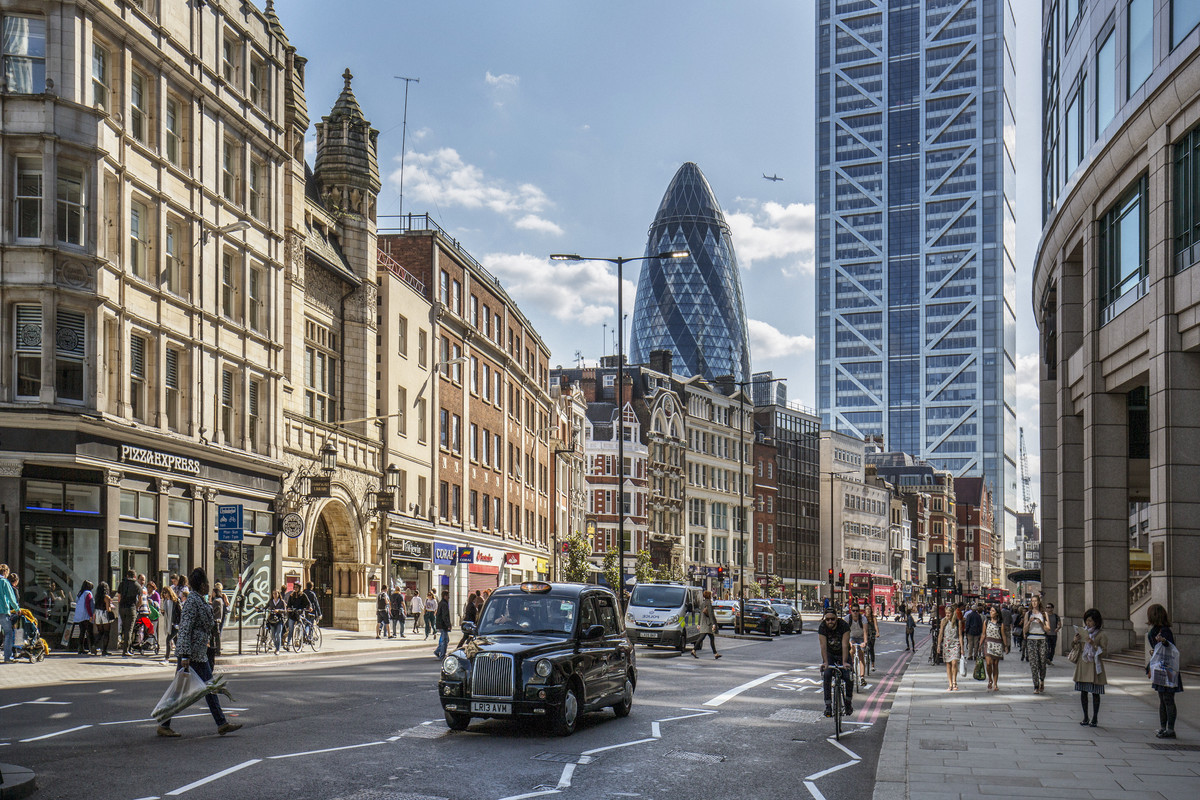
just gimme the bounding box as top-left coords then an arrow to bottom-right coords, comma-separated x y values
1019,427 -> 1036,514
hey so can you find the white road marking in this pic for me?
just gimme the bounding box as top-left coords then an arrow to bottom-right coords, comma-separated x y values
19,724 -> 92,742
828,737 -> 861,761
99,689 -> 115,694
101,709 -> 249,726
804,780 -> 828,800
386,735 -> 403,741
0,699 -> 71,710
556,763 -> 575,789
495,791 -> 560,800
581,737 -> 657,755
651,722 -> 661,738
165,759 -> 261,796
702,671 -> 786,706
805,759 -> 858,781
655,710 -> 716,723
130,796 -> 160,800
267,741 -> 387,760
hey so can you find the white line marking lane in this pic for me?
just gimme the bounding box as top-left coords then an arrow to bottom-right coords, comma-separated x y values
267,741 -> 387,760
19,724 -> 92,742
702,671 -> 787,706
165,759 -> 261,796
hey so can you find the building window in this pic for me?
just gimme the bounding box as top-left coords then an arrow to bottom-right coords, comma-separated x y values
417,328 -> 427,367
163,221 -> 188,295
130,71 -> 149,144
222,35 -> 239,84
249,56 -> 269,109
55,310 -> 85,403
1096,30 -> 1115,136
396,314 -> 407,356
1173,0 -> 1200,49
130,334 -> 147,422
470,295 -> 479,328
470,356 -> 479,394
304,320 -> 337,422
165,348 -> 181,431
469,422 -> 478,461
451,413 -> 462,453
2,15 -> 46,94
92,43 -> 110,110
248,264 -> 265,333
439,270 -> 449,305
439,408 -> 449,449
248,157 -> 265,220
165,97 -> 183,166
248,378 -> 262,453
482,304 -> 491,337
1174,124 -> 1200,272
1065,76 -> 1084,173
416,397 -> 427,444
221,251 -> 239,320
221,368 -> 236,445
223,139 -> 240,202
129,201 -> 150,279
451,279 -> 461,315
56,165 -> 85,246
14,305 -> 41,399
1098,176 -> 1148,325
1127,0 -> 1153,96
14,156 -> 41,240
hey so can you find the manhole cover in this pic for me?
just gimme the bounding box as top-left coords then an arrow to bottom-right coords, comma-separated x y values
400,725 -> 446,739
334,792 -> 449,800
532,752 -> 597,764
666,750 -> 725,764
920,740 -> 967,751
769,708 -> 825,724
1149,743 -> 1200,751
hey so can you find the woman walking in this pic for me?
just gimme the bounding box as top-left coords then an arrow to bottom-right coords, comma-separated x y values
161,585 -> 181,662
940,605 -> 964,690
266,590 -> 286,654
157,568 -> 240,738
409,590 -> 424,637
375,591 -> 391,639
1146,603 -> 1183,738
982,604 -> 1009,690
423,591 -> 437,639
866,605 -> 880,673
1073,608 -> 1107,726
903,605 -> 917,651
1024,595 -> 1050,693
691,590 -> 721,659
73,581 -> 95,655
210,583 -> 227,657
92,581 -> 113,656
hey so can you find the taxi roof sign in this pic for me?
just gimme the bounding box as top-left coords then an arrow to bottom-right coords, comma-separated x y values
520,581 -> 553,594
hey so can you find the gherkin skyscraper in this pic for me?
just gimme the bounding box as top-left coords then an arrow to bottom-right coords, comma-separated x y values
630,162 -> 752,384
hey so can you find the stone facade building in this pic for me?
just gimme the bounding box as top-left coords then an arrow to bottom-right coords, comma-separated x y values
952,477 -> 995,598
820,431 -> 890,609
1034,0 -> 1200,661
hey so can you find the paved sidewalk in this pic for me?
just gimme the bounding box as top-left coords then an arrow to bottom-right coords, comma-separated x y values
0,624 -> 448,691
874,637 -> 1200,800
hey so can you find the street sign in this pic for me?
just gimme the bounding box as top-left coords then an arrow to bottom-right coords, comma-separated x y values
724,579 -> 732,590
217,504 -> 243,542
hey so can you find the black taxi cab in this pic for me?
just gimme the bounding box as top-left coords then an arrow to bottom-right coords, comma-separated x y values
438,581 -> 636,736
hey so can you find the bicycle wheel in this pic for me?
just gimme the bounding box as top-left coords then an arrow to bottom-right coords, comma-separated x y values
255,625 -> 269,655
291,624 -> 304,651
833,674 -> 843,740
308,624 -> 322,651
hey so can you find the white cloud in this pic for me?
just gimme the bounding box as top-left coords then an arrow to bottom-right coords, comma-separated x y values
748,318 -> 814,359
485,71 -> 519,90
726,201 -> 816,276
391,147 -> 561,234
304,135 -> 316,163
481,252 -> 632,326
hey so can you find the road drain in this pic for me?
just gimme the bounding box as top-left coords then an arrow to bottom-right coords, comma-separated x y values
666,749 -> 725,764
532,752 -> 597,764
770,708 -> 825,723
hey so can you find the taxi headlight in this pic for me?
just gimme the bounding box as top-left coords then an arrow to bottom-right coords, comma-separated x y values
535,659 -> 553,678
442,656 -> 463,676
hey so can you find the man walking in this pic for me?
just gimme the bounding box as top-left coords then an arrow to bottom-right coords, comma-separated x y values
904,605 -> 916,651
115,569 -> 140,656
389,586 -> 406,638
433,589 -> 451,659
1046,602 -> 1061,664
963,602 -> 983,661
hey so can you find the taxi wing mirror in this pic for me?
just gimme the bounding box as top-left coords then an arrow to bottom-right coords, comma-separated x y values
582,624 -> 605,640
461,621 -> 477,637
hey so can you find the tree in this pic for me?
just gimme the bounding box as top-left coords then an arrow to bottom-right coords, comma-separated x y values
560,531 -> 592,583
766,574 -> 785,598
634,550 -> 656,584
654,562 -> 685,583
602,548 -> 621,594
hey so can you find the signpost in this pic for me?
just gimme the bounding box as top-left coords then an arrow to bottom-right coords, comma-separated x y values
217,505 -> 244,654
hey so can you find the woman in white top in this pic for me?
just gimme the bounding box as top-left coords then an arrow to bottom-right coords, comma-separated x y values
73,581 -> 95,654
1023,595 -> 1050,693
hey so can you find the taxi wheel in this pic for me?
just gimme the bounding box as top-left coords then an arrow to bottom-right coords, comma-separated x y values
612,674 -> 634,718
551,684 -> 581,736
444,710 -> 471,731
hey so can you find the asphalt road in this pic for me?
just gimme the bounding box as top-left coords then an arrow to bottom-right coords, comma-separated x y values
2,622 -> 917,800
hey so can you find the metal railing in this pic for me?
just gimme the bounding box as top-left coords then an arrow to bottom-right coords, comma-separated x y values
379,213 -> 504,290
376,247 -> 425,295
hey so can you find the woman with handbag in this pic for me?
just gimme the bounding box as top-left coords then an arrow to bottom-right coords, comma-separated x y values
982,604 -> 1008,691
1024,595 -> 1050,693
1072,608 -> 1107,727
73,581 -> 95,655
1146,603 -> 1183,738
940,605 -> 964,691
92,582 -> 113,656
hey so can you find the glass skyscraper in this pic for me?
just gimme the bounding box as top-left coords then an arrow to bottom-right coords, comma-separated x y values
631,162 -> 752,385
815,0 -> 1018,542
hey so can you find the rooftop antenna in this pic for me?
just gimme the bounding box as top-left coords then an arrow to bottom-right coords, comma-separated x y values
602,323 -> 607,357
393,75 -> 420,219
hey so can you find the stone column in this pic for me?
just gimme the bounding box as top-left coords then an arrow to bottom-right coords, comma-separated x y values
1082,389 -> 1132,645
1055,251 -> 1086,624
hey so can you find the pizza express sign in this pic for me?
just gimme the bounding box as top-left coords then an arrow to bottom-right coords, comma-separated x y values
121,445 -> 200,474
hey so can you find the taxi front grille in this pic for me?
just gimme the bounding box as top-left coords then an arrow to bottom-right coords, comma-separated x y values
471,653 -> 514,700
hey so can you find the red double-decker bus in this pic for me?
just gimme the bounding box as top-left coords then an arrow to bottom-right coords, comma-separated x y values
985,588 -> 1011,605
847,573 -> 896,616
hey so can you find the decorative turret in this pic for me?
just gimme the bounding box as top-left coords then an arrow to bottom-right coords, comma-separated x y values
313,68 -> 381,221
263,0 -> 288,43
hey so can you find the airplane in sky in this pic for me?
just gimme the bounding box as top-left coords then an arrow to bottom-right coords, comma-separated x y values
762,173 -> 783,182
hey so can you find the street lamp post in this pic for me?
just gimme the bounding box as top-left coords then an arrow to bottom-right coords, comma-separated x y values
550,251 -> 688,604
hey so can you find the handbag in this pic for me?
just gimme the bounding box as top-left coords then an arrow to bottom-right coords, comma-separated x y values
973,657 -> 986,681
1149,641 -> 1180,689
1067,639 -> 1082,663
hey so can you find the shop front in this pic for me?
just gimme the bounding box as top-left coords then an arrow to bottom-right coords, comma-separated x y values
467,546 -> 502,595
389,536 -> 432,596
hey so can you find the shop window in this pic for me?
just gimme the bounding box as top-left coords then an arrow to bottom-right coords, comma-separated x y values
55,309 -> 85,403
120,489 -> 157,521
23,524 -> 100,636
2,15 -> 46,94
167,497 -> 192,525
167,534 -> 188,577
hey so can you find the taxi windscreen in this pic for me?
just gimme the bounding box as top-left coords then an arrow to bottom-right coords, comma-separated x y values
477,595 -> 578,637
629,585 -> 686,609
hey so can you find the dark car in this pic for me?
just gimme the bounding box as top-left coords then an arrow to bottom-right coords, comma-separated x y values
438,582 -> 636,736
738,601 -> 782,636
771,603 -> 804,634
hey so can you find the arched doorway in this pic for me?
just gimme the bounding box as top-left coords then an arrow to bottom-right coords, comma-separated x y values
312,519 -> 335,624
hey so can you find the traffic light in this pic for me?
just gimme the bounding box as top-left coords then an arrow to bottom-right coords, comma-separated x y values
716,566 -> 726,580
837,571 -> 845,587
828,568 -> 834,583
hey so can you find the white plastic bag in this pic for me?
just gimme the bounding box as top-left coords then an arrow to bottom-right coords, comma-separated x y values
1149,641 -> 1180,689
152,667 -> 209,723
959,654 -> 967,677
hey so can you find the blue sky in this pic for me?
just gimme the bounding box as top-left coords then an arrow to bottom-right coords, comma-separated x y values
282,0 -> 1044,509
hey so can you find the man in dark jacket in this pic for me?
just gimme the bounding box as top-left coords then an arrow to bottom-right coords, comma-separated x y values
115,569 -> 140,656
389,587 -> 406,638
433,589 -> 451,659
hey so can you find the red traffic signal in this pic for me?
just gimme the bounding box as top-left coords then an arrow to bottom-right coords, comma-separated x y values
716,566 -> 726,578
837,571 -> 845,586
828,568 -> 834,582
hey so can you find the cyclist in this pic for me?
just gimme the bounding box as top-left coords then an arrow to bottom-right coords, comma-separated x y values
847,605 -> 870,688
286,582 -> 311,646
819,608 -> 854,718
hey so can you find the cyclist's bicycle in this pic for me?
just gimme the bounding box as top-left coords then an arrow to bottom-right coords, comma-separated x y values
291,611 -> 322,652
826,664 -> 849,740
850,640 -> 869,689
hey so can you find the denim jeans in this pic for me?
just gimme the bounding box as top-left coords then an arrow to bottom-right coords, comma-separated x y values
1,612 -> 15,661
269,621 -> 284,652
165,657 -> 226,727
822,665 -> 853,707
434,628 -> 449,658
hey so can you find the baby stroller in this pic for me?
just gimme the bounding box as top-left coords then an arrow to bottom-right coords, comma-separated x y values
15,609 -> 49,663
129,612 -> 160,656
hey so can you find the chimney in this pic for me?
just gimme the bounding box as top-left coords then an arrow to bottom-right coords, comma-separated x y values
714,374 -> 735,396
649,349 -> 673,375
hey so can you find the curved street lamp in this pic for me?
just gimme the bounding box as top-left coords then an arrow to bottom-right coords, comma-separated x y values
549,250 -> 689,603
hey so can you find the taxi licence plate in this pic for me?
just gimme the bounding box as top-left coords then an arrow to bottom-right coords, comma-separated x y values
471,701 -> 511,714
640,631 -> 659,639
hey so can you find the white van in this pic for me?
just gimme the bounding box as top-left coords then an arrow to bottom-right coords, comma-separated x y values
623,582 -> 705,651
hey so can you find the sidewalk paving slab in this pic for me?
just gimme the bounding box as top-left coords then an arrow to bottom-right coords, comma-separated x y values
873,638 -> 1200,800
